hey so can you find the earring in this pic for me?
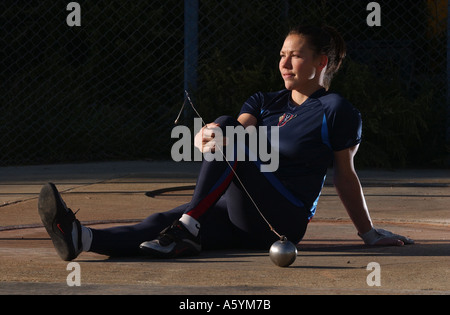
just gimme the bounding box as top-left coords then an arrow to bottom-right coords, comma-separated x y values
308,67 -> 316,80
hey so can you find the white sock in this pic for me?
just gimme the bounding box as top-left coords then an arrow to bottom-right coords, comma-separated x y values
179,214 -> 200,237
81,226 -> 93,251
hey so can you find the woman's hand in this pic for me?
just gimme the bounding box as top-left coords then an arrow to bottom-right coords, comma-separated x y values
359,228 -> 414,246
194,113 -> 257,153
194,123 -> 227,153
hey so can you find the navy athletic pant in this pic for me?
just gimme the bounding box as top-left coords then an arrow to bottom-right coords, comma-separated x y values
89,116 -> 310,256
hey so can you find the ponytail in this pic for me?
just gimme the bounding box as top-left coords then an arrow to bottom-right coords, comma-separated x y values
288,24 -> 346,90
321,25 -> 346,90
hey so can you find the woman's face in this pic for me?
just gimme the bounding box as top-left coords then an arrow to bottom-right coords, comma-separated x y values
279,34 -> 322,91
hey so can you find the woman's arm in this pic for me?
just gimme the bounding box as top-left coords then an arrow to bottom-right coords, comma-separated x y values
333,145 -> 413,246
333,145 -> 373,234
237,113 -> 257,128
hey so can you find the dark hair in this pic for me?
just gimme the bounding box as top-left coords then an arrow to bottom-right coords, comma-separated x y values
288,24 -> 346,90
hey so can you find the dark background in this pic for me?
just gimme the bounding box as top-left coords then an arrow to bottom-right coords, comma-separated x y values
1,0 -> 448,168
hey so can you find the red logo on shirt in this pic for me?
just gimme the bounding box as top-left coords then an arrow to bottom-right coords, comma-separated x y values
278,113 -> 297,127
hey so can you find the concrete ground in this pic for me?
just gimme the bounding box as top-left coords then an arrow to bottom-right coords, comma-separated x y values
0,161 -> 449,295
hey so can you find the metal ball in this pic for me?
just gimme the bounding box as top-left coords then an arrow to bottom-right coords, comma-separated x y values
269,237 -> 298,267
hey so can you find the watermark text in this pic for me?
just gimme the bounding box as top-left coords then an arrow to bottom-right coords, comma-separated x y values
171,118 -> 279,173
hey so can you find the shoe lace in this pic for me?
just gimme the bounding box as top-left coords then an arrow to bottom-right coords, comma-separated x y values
157,221 -> 185,246
65,208 -> 80,222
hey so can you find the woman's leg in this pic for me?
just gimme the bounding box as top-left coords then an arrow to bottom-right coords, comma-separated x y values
188,116 -> 310,249
141,115 -> 310,256
88,205 -> 186,256
62,115 -> 308,258
86,115 -> 242,258
88,197 -> 245,256
224,164 -> 310,250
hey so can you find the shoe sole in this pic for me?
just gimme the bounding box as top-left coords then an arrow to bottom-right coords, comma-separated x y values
38,183 -> 78,261
139,239 -> 201,259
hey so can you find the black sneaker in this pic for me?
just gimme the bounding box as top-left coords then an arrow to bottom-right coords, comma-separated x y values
139,220 -> 201,258
38,183 -> 82,261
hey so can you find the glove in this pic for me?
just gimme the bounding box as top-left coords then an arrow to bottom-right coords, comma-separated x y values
358,228 -> 414,246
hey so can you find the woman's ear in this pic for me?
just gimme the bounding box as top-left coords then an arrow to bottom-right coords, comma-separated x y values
318,55 -> 328,71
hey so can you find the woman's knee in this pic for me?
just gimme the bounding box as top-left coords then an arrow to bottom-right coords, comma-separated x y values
214,115 -> 240,129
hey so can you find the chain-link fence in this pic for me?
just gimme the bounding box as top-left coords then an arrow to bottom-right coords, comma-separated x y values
1,0 -> 449,167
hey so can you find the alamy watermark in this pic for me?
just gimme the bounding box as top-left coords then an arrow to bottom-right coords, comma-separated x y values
66,2 -> 381,28
66,2 -> 81,27
366,262 -> 381,287
65,261 -> 381,288
366,2 -> 381,27
171,118 -> 280,173
66,262 -> 81,286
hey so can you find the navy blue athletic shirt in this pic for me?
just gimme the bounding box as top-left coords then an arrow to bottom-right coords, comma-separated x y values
239,88 -> 362,219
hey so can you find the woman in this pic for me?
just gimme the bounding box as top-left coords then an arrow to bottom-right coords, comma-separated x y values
38,24 -> 413,261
